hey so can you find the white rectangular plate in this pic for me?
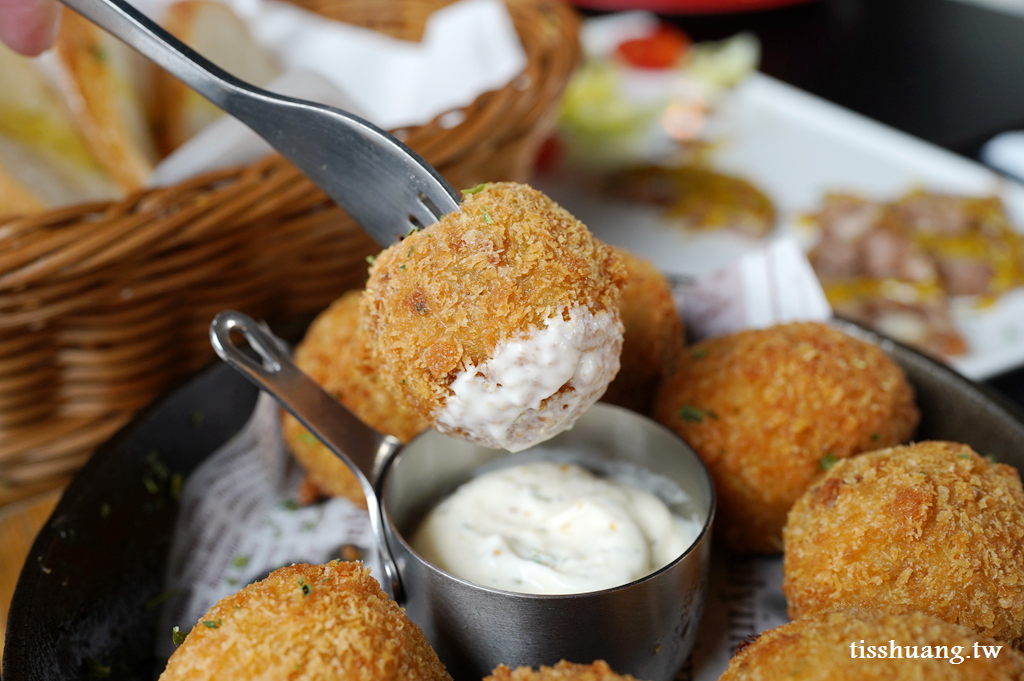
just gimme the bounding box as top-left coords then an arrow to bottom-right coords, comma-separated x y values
535,72 -> 1024,381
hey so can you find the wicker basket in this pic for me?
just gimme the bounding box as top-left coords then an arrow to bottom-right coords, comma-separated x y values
0,0 -> 579,506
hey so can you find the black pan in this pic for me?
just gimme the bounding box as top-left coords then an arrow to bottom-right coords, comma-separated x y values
5,324 -> 1024,681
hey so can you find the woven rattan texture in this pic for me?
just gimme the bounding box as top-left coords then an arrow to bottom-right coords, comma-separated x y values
0,0 -> 579,505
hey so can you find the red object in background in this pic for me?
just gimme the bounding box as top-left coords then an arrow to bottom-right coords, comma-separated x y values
615,24 -> 691,68
572,0 -> 818,14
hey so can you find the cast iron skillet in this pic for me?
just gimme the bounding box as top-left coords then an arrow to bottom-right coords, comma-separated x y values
5,322 -> 1024,681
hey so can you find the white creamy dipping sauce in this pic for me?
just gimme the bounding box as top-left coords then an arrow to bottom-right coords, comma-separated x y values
411,462 -> 702,595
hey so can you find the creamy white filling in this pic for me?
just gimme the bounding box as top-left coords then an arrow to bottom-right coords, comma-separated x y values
433,306 -> 623,452
411,462 -> 701,595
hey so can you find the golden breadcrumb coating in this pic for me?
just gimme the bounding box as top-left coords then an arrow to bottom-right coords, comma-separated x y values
600,248 -> 684,415
361,182 -> 626,423
281,291 -> 429,505
783,442 -> 1024,646
719,609 -> 1024,681
485,660 -> 640,681
160,561 -> 450,681
652,322 -> 919,554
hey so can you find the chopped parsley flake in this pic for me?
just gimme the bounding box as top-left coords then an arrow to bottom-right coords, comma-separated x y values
820,453 -> 838,471
144,590 -> 174,609
100,502 -> 112,518
232,555 -> 250,568
299,431 -> 317,446
143,477 -> 159,494
461,183 -> 487,195
365,255 -> 376,264
957,454 -> 972,460
85,657 -> 110,678
202,619 -> 221,629
299,577 -> 311,596
871,433 -> 880,441
172,626 -> 187,646
281,499 -> 300,511
481,206 -> 494,224
679,406 -> 705,422
986,454 -> 998,463
691,348 -> 707,359
400,265 -> 407,271
407,246 -> 414,258
169,473 -> 183,500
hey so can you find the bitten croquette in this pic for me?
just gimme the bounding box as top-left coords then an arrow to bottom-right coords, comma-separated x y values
718,609 -> 1024,681
653,322 -> 919,553
159,562 -> 450,681
783,441 -> 1024,647
281,291 -> 429,505
361,182 -> 626,451
600,248 -> 684,415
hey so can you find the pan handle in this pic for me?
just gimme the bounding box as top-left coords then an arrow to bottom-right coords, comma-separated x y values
210,310 -> 404,600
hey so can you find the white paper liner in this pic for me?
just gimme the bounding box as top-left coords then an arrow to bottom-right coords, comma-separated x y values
156,393 -> 790,680
154,394 -> 381,661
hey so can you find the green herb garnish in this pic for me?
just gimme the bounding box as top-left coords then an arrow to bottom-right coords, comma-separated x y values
143,477 -> 159,494
202,619 -> 221,629
232,555 -> 250,568
820,453 -> 838,471
461,183 -> 487,195
400,265 -> 407,271
957,454 -> 971,460
481,206 -> 494,224
365,255 -> 376,265
871,433 -> 880,441
407,245 -> 414,258
986,454 -> 998,463
299,431 -> 317,446
85,657 -> 110,678
100,502 -> 112,518
172,626 -> 187,646
679,406 -> 705,422
169,473 -> 183,500
691,348 -> 707,359
282,499 -> 300,511
144,590 -> 174,609
299,577 -> 311,596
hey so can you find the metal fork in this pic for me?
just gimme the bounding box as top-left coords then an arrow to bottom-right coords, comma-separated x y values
57,0 -> 462,246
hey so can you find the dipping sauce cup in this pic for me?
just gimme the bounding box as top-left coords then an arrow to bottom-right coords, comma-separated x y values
211,311 -> 715,681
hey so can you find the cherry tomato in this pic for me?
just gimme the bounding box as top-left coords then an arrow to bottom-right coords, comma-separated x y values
615,25 -> 692,70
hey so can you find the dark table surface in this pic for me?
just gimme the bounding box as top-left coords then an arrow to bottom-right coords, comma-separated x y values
584,0 -> 1024,409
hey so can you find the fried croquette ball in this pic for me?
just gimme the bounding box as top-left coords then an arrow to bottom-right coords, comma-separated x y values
281,291 -> 429,505
600,249 -> 684,415
719,609 -> 1024,681
485,660 -> 640,681
361,182 -> 626,452
652,322 -> 919,554
160,561 -> 450,681
783,442 -> 1024,646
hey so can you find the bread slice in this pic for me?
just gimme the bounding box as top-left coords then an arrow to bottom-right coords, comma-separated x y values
0,164 -> 44,219
155,0 -> 281,155
0,43 -> 121,213
55,11 -> 159,191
